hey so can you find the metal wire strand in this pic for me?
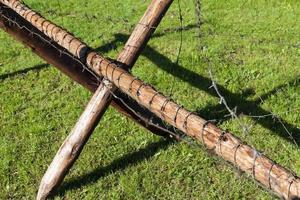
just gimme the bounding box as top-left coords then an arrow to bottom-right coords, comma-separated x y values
288,176 -> 296,200
116,71 -> 126,89
160,98 -> 171,119
105,61 -> 112,81
149,91 -> 160,106
174,105 -> 183,125
110,62 -> 118,82
233,143 -> 241,167
182,112 -> 193,132
107,89 -> 182,141
29,12 -> 38,24
136,82 -> 145,97
200,120 -> 211,149
128,77 -> 139,93
137,22 -> 157,30
268,162 -> 276,190
252,151 -> 261,179
60,31 -> 69,45
217,131 -> 226,156
11,0 -> 19,9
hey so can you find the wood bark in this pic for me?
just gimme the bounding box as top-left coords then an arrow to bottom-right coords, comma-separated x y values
37,1 -> 173,199
0,2 -> 175,137
37,81 -> 113,200
1,0 -> 300,199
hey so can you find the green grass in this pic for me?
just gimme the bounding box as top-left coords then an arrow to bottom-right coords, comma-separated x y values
0,0 -> 299,199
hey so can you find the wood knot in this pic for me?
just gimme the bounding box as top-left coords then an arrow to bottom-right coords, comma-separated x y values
71,144 -> 80,157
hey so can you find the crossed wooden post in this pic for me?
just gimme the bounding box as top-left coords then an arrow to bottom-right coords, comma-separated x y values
0,0 -> 300,199
37,1 -> 174,198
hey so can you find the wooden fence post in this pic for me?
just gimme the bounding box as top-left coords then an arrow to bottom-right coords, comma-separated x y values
36,1 -> 174,199
0,1 -> 177,140
1,1 -> 299,199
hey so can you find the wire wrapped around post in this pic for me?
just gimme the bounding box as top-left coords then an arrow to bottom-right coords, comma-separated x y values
1,0 -> 300,199
36,0 -> 175,199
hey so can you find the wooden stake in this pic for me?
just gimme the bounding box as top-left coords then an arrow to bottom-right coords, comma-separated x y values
36,1 -> 173,199
0,2 -> 175,138
1,1 -> 300,199
37,81 -> 113,199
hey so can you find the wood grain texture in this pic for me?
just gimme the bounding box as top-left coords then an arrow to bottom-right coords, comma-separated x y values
37,81 -> 113,200
0,2 -> 174,137
1,0 -> 299,199
37,1 -> 173,199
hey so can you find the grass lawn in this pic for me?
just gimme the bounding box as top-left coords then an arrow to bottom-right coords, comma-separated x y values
0,0 -> 299,199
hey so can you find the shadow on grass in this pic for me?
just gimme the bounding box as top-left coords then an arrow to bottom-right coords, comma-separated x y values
95,24 -> 197,53
143,45 -> 300,145
97,31 -> 300,146
53,25 -> 197,196
0,63 -> 50,81
55,139 -> 174,197
53,23 -> 298,195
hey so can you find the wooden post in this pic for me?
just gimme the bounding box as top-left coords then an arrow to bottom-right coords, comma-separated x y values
0,2 -> 176,139
37,1 -> 173,199
1,1 -> 300,199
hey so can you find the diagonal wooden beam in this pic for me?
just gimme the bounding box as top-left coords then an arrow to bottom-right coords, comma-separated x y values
37,1 -> 174,199
0,2 -> 176,138
1,1 -> 300,199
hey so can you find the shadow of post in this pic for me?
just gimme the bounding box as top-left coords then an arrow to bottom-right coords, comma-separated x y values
55,26 -> 299,195
96,31 -> 300,146
55,139 -> 174,197
94,24 -> 197,54
143,45 -> 300,145
0,63 -> 50,81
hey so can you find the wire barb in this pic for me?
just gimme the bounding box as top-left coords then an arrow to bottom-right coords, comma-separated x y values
0,7 -> 100,80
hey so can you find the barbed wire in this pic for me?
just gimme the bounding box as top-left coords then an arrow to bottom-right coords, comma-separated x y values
103,79 -> 198,146
0,5 -> 100,82
2,3 -> 300,198
2,2 -> 298,149
0,3 -> 201,147
208,68 -> 252,135
3,2 -> 298,150
207,66 -> 298,148
245,108 -> 300,119
168,0 -> 183,97
256,97 -> 298,147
